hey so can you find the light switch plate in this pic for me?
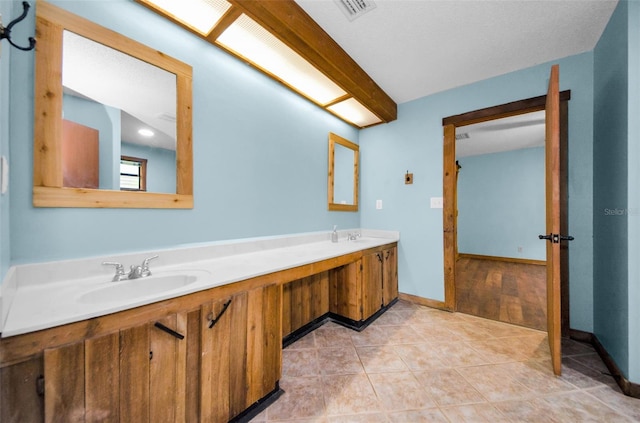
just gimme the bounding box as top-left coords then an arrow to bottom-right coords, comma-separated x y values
430,197 -> 443,209
0,156 -> 7,194
376,199 -> 383,210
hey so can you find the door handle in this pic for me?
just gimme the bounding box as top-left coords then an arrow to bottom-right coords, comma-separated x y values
539,233 -> 575,243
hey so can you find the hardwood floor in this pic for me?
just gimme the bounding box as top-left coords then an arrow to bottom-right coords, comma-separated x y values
455,256 -> 547,331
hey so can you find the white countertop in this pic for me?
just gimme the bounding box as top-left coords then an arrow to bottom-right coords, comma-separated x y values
1,229 -> 399,337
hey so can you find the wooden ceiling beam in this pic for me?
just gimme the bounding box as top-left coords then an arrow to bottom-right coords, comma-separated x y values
227,0 -> 397,123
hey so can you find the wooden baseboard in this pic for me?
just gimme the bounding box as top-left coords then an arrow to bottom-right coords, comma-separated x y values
458,253 -> 546,266
398,292 -> 451,311
569,328 -> 640,398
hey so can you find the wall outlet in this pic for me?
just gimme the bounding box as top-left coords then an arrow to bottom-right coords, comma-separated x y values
376,199 -> 383,210
517,246 -> 523,253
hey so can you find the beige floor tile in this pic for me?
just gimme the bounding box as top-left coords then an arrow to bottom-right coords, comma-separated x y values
439,321 -> 496,342
561,337 -> 595,356
495,398 -> 562,423
316,347 -> 364,375
456,364 -> 535,402
560,356 -> 618,389
326,413 -> 388,422
314,326 -> 355,348
569,352 -> 611,373
266,377 -> 326,421
355,345 -> 408,373
253,303 -> 635,422
350,326 -> 396,347
541,391 -> 635,422
414,369 -> 486,406
286,332 -> 316,350
282,349 -> 319,378
393,343 -> 445,371
322,374 -> 380,416
409,323 -> 463,343
370,310 -> 409,326
440,403 -> 511,422
587,385 -> 640,421
385,408 -> 449,422
435,342 -> 491,367
368,372 -> 436,411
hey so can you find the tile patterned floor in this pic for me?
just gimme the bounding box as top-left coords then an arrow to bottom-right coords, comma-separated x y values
251,300 -> 640,422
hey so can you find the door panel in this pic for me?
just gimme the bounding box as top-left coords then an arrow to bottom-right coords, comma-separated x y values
545,64 -> 562,376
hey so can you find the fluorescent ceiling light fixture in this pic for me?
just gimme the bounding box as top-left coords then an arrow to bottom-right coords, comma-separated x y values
327,98 -> 382,127
138,0 -> 231,36
217,14 -> 348,105
138,128 -> 155,137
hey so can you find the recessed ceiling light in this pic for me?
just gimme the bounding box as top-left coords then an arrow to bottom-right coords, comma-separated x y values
138,128 -> 155,137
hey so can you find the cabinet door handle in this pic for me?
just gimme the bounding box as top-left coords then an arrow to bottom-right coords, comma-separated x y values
208,299 -> 232,329
385,251 -> 390,260
377,253 -> 383,263
153,322 -> 185,340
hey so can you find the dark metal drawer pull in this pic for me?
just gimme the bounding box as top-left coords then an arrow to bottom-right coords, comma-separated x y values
209,299 -> 232,329
154,322 -> 185,340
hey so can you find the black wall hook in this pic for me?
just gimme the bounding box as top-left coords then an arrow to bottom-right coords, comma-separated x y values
0,2 -> 36,52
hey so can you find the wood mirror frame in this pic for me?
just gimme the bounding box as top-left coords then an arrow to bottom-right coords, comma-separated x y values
328,132 -> 359,212
33,2 -> 193,208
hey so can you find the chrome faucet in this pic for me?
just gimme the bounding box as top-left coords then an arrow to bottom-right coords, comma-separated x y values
128,255 -> 159,279
103,255 -> 158,281
102,261 -> 128,282
347,232 -> 361,241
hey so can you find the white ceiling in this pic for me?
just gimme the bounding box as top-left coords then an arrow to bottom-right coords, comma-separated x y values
295,0 -> 618,104
456,110 -> 545,158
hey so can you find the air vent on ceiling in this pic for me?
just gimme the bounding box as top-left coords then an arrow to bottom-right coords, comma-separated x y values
335,0 -> 377,21
456,133 -> 470,140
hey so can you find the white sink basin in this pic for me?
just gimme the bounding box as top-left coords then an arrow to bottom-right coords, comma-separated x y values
78,270 -> 210,304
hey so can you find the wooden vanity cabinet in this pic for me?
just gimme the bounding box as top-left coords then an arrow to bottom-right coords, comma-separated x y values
0,283 -> 281,423
43,311 -> 191,423
362,245 -> 398,320
333,245 -> 398,325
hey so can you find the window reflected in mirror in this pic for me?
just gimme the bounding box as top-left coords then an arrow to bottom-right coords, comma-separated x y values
328,133 -> 359,212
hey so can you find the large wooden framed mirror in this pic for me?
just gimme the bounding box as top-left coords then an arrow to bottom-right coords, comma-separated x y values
328,132 -> 359,212
33,2 -> 193,208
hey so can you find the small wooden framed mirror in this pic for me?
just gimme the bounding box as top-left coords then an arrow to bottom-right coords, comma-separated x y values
328,132 -> 359,212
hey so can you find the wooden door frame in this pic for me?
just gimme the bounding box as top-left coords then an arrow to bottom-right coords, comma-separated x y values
442,91 -> 571,335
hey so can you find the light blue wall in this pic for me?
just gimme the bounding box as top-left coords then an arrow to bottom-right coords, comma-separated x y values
627,0 -> 640,386
361,51 -> 595,332
121,142 -> 176,194
0,1 -> 13,280
457,147 -> 545,261
7,0 -> 359,267
64,94 -> 120,189
593,0 -> 629,380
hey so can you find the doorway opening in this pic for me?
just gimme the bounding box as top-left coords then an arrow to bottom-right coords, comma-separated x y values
442,91 -> 571,335
454,110 -> 547,330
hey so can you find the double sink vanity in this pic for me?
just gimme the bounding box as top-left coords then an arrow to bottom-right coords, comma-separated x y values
0,229 -> 399,422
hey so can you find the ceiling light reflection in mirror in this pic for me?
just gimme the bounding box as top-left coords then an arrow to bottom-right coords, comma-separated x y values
138,0 -> 231,36
63,30 -> 177,150
217,13 -> 347,105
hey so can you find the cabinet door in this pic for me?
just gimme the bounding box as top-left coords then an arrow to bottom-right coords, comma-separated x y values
362,252 -> 384,320
382,246 -> 398,307
121,313 -> 189,423
1,357 -> 44,422
200,284 -> 281,423
43,313 -> 188,423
